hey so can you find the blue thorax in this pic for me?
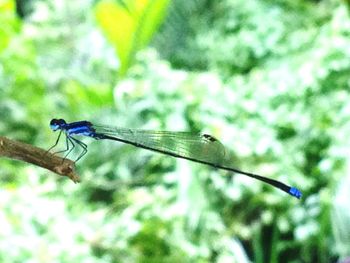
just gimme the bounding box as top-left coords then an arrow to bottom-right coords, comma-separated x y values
50,119 -> 95,137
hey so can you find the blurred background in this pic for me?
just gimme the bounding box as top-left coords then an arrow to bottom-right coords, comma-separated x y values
1,0 -> 350,262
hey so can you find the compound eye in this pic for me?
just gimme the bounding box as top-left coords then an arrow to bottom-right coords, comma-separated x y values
50,119 -> 59,126
49,119 -> 66,131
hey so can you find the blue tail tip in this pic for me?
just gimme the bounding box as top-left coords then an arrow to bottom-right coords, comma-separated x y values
289,187 -> 302,199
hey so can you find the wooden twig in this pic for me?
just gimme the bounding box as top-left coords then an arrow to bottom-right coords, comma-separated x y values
0,136 -> 80,183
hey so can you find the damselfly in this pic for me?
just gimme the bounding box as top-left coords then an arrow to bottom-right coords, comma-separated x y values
48,118 -> 302,199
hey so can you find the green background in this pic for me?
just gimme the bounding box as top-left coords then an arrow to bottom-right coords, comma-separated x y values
1,0 -> 350,262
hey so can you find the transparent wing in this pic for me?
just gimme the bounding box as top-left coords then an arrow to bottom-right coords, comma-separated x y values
93,125 -> 227,166
92,124 -> 302,198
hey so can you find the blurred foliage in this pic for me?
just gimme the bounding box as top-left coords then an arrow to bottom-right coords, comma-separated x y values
1,0 -> 350,262
95,0 -> 170,77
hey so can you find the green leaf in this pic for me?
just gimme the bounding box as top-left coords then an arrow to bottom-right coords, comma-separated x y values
95,0 -> 170,77
0,0 -> 20,52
